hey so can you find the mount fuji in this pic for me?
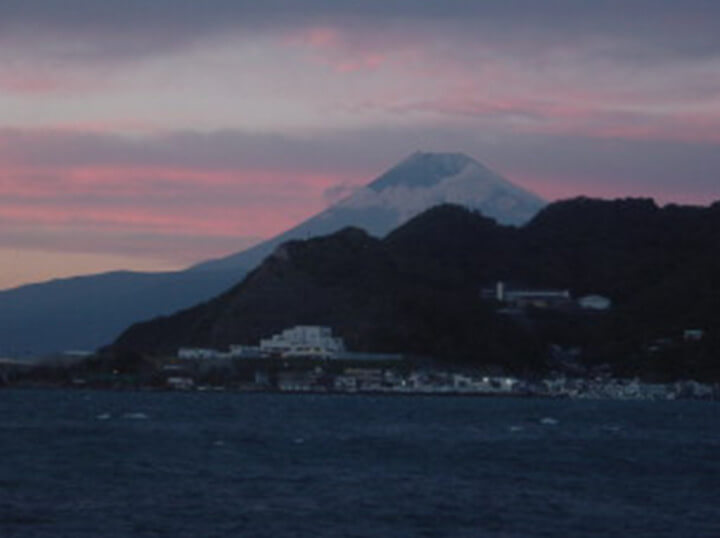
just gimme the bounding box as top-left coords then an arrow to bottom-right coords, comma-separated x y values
191,152 -> 545,272
0,152 -> 545,356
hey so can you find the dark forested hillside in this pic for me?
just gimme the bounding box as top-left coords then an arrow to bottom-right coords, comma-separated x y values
111,198 -> 720,380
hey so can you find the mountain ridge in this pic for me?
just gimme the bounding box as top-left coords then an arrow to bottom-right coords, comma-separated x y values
189,151 -> 545,272
111,197 -> 720,381
0,151 -> 545,356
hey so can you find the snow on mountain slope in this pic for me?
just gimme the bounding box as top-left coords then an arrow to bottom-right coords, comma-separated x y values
343,151 -> 544,225
190,151 -> 546,272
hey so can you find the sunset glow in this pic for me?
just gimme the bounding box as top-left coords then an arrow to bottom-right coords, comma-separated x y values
1,1 -> 718,289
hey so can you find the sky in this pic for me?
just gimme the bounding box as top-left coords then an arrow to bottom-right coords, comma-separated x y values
1,0 -> 719,289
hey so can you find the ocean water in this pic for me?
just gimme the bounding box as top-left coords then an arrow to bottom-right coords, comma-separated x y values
0,390 -> 718,537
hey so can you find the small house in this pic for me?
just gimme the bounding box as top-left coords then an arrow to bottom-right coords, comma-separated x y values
578,295 -> 612,310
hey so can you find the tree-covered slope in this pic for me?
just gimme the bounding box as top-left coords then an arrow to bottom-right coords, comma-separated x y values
111,198 -> 720,380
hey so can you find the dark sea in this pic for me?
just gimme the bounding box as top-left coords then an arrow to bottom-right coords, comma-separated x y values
1,389 -> 718,537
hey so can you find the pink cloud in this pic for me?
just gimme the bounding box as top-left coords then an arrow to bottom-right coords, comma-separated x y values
292,27 -> 720,146
0,66 -> 105,95
0,75 -> 65,94
302,27 -> 341,48
377,90 -> 720,145
37,120 -> 160,134
286,26 -> 397,73
0,156 -> 362,268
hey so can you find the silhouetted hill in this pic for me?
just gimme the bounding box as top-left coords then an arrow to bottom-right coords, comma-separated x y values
113,224 -> 540,369
385,204 -> 519,287
112,198 -> 720,380
0,270 -> 242,357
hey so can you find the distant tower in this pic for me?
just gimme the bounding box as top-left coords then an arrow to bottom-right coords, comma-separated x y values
496,281 -> 505,302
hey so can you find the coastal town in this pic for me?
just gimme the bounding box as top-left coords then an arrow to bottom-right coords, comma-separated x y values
164,363 -> 718,401
0,282 -> 715,401
142,281 -> 714,401
2,321 -> 716,401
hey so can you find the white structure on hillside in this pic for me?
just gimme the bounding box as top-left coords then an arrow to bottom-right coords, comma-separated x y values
683,329 -> 704,342
482,281 -> 572,309
260,326 -> 345,358
178,347 -> 221,360
177,345 -> 261,360
578,294 -> 612,310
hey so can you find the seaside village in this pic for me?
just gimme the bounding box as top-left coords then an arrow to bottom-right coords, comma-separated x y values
163,282 -> 716,400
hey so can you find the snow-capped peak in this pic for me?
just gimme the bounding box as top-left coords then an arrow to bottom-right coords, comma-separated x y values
337,151 -> 545,226
368,151 -> 479,192
190,151 -> 546,272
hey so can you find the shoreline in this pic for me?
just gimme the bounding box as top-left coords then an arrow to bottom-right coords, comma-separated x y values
3,382 -> 717,401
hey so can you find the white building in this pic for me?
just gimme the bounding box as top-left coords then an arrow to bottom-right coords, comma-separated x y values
578,295 -> 612,310
178,347 -> 220,360
482,281 -> 572,309
260,326 -> 345,358
683,329 -> 704,342
505,289 -> 572,308
228,345 -> 262,358
177,327 -> 345,360
167,376 -> 195,390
